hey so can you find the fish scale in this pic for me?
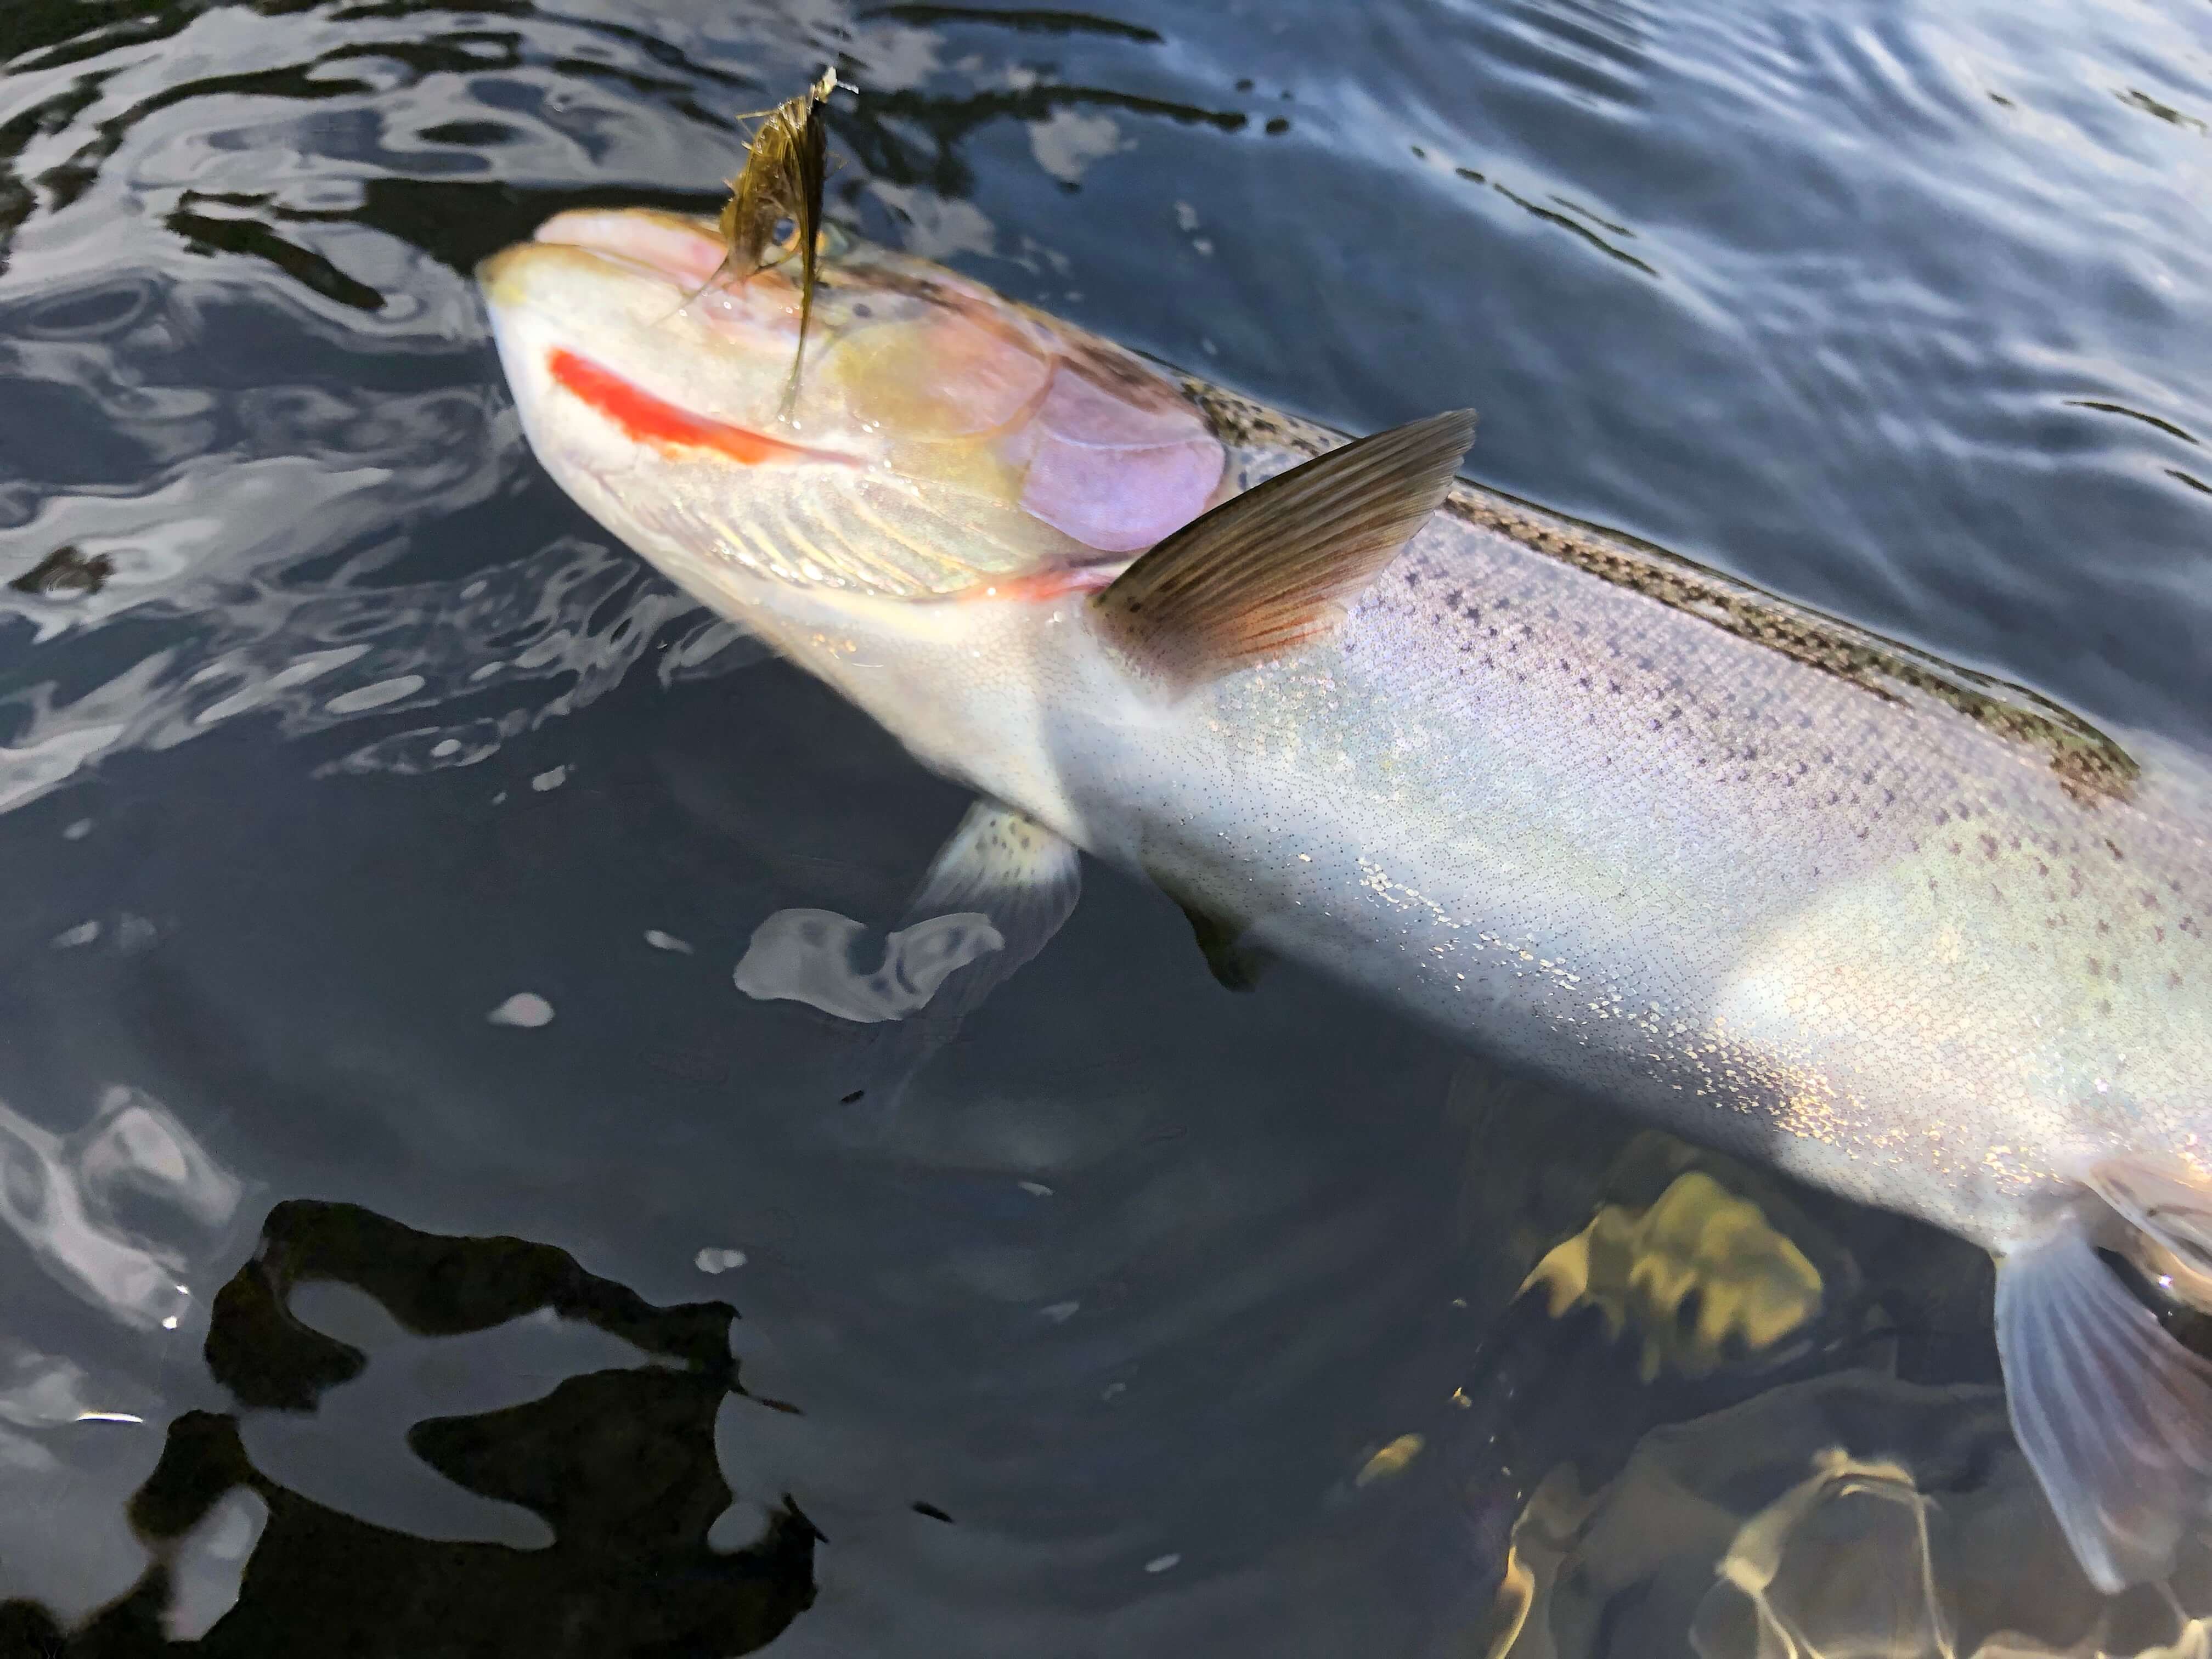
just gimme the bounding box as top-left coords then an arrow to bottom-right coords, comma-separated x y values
1105,471 -> 2205,1239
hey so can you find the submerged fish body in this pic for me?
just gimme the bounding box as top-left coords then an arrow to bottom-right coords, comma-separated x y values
479,206 -> 2212,1593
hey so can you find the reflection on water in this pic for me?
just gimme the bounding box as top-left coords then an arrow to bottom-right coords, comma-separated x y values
1493,1375 -> 2212,1659
0,1198 -> 818,1653
1522,1164 -> 1826,1383
0,1086 -> 240,1330
735,906 -> 1006,1023
160,1488 -> 267,1643
0,1346 -> 140,1435
1,0 -> 2209,1648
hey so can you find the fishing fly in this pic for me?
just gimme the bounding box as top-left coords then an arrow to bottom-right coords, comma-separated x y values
673,66 -> 845,415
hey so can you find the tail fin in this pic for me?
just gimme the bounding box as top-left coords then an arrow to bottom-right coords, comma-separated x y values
1994,1205 -> 2212,1593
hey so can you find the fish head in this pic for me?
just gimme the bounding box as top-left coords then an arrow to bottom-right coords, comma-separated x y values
478,208 -> 1231,651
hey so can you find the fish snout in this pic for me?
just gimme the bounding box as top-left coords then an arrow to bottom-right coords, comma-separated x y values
529,207 -> 730,287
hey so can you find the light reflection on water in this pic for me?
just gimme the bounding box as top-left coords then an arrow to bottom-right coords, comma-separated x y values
0,0 -> 2208,1651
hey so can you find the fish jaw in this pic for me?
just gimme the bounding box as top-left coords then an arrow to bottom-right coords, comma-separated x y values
479,209 -> 1229,616
479,228 -> 878,620
479,220 -> 849,469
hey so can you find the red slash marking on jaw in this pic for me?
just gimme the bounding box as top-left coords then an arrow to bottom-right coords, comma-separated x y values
548,348 -> 850,466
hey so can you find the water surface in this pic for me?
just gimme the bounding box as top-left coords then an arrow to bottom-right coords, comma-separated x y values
2,0 -> 2210,1652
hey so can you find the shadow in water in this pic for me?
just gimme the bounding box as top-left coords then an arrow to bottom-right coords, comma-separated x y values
0,1200 -> 820,1656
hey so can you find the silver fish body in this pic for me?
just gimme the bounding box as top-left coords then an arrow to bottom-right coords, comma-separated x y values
995,399 -> 2212,1260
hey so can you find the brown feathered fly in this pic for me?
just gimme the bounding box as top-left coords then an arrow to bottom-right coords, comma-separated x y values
675,67 -> 844,415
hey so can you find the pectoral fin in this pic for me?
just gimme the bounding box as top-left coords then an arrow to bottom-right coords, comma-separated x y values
1093,408 -> 1475,691
1993,1211 -> 2212,1593
844,801 -> 1081,1107
893,800 -> 1082,1017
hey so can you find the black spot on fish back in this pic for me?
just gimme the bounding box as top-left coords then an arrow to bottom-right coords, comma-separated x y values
1181,371 -> 2136,801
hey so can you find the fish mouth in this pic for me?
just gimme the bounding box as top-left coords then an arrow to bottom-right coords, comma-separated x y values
479,210 -> 861,471
473,209 -> 736,312
528,206 -> 731,289
477,206 -> 1234,595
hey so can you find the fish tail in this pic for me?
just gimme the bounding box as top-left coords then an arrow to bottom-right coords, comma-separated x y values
1994,1194 -> 2212,1593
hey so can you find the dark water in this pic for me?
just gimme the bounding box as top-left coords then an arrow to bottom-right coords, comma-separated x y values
2,0 -> 2209,1653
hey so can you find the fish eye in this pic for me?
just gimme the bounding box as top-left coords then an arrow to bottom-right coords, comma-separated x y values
772,215 -> 797,244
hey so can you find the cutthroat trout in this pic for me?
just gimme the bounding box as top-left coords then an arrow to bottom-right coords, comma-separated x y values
479,201 -> 2212,1594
